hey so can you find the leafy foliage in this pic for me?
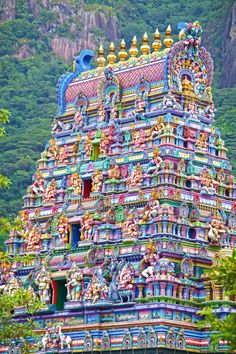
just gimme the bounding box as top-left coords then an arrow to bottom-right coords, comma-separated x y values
198,251 -> 236,350
0,287 -> 42,353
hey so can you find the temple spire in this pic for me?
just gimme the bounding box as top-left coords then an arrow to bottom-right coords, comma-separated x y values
118,39 -> 128,61
96,44 -> 106,67
164,25 -> 173,51
107,42 -> 116,65
140,32 -> 150,55
129,36 -> 139,58
152,28 -> 162,52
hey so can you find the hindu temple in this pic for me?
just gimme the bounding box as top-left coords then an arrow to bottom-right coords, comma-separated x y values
2,21 -> 236,353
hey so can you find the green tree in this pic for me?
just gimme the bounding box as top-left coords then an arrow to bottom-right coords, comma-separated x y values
199,251 -> 236,350
0,109 -> 11,189
0,287 -> 42,353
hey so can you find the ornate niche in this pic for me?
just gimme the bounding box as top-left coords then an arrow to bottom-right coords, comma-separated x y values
166,22 -> 214,101
134,77 -> 151,114
97,67 -> 121,122
73,92 -> 88,130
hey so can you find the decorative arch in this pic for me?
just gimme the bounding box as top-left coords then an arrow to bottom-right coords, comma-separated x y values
135,77 -> 151,98
97,67 -> 121,106
165,40 -> 214,100
74,92 -> 88,112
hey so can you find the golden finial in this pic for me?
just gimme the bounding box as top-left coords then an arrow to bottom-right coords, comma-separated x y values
129,36 -> 138,58
164,25 -> 173,51
152,28 -> 162,52
107,42 -> 116,65
96,44 -> 106,67
118,39 -> 128,61
140,32 -> 150,55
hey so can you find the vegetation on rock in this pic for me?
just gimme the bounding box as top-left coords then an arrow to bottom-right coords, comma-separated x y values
0,0 -> 235,224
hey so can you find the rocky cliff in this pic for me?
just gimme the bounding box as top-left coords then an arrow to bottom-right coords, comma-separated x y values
221,1 -> 236,88
0,0 -> 119,62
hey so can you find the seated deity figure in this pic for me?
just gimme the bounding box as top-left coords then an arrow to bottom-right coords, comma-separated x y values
30,172 -> 45,197
146,148 -> 163,175
139,240 -> 160,279
65,263 -> 84,301
117,264 -> 134,290
27,224 -> 42,251
127,163 -> 143,188
44,179 -> 57,203
208,213 -> 226,243
4,272 -> 22,296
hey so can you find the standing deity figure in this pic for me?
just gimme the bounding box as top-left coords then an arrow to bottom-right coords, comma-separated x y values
69,172 -> 82,196
117,264 -> 134,290
84,137 -> 92,157
179,21 -> 202,57
127,163 -> 143,188
98,106 -> 105,122
100,133 -> 111,155
4,272 -> 22,296
35,266 -> 51,305
135,94 -> 145,113
65,263 -> 84,301
56,214 -> 69,243
92,169 -> 103,192
44,179 -> 57,203
81,212 -> 93,241
73,110 -> 83,131
110,104 -> 118,119
187,99 -> 198,116
27,224 -> 42,251
30,172 -> 45,196
139,240 -> 159,279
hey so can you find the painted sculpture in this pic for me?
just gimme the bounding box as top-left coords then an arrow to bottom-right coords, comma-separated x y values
4,22 -> 236,354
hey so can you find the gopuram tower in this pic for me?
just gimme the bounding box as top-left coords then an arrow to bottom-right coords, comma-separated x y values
2,21 -> 236,353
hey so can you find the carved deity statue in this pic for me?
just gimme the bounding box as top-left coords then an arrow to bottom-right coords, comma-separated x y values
70,172 -> 82,196
27,224 -> 42,251
66,263 -> 84,301
139,240 -> 159,279
146,148 -> 163,174
56,214 -> 69,243
81,212 -> 93,241
4,272 -> 22,296
44,179 -> 57,203
30,172 -> 45,197
127,163 -> 143,188
117,264 -> 134,290
208,213 -> 225,243
92,169 -> 103,193
35,266 -> 51,305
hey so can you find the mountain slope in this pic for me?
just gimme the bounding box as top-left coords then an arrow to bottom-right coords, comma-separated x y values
0,0 -> 235,221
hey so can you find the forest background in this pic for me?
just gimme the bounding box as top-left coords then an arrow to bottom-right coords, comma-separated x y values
0,0 -> 235,244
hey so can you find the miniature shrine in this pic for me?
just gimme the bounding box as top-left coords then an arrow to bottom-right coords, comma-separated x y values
2,21 -> 236,353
